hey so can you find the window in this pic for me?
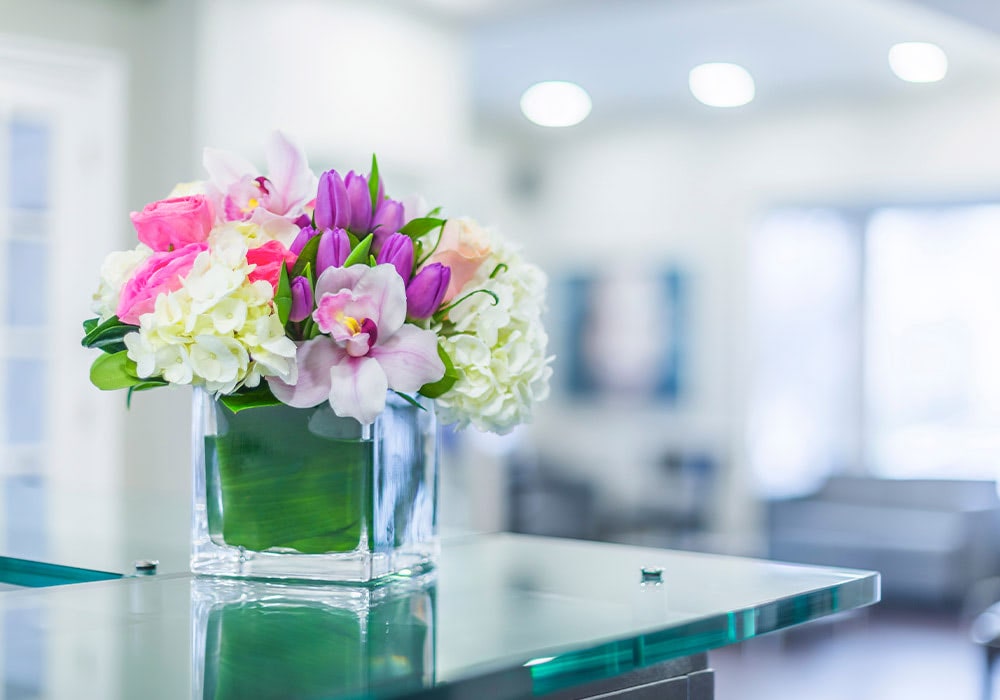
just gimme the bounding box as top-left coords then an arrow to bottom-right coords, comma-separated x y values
748,210 -> 861,497
749,203 -> 1000,495
866,205 -> 1000,480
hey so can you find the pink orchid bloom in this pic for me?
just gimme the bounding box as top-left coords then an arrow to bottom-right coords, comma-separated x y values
202,131 -> 317,245
268,264 -> 445,424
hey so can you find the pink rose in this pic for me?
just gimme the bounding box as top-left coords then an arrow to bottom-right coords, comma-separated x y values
130,195 -> 214,251
116,242 -> 207,324
246,240 -> 297,290
424,218 -> 492,303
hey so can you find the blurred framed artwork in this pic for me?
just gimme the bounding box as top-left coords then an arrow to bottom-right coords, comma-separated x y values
555,269 -> 686,401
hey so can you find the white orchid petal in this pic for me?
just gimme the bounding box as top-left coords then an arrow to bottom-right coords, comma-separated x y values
369,325 -> 445,393
353,264 -> 407,335
268,337 -> 344,408
203,147 -> 257,189
328,356 -> 388,425
314,265 -> 368,299
248,208 -> 302,248
264,131 -> 317,214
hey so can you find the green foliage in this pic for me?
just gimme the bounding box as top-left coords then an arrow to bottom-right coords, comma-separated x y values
343,233 -> 373,267
290,233 -> 321,279
275,263 -> 292,325
419,344 -> 458,399
399,217 -> 445,241
81,316 -> 138,355
89,351 -> 166,391
219,384 -> 284,413
368,154 -> 381,210
392,391 -> 427,411
433,289 -> 499,323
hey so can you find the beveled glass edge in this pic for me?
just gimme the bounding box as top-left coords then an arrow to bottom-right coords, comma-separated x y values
0,556 -> 123,588
526,569 -> 880,695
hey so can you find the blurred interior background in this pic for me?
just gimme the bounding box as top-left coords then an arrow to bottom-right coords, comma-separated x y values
4,0 -> 1000,696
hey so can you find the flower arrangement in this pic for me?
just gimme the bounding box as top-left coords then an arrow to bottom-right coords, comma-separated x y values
83,132 -> 551,433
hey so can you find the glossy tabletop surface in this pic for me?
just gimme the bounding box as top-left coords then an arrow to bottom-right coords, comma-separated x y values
1,532 -> 879,699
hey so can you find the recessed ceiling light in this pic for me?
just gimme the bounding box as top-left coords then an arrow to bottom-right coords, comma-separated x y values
520,81 -> 592,127
688,63 -> 755,108
888,42 -> 948,83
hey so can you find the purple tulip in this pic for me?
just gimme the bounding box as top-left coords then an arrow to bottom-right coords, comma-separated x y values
290,225 -> 319,256
406,263 -> 451,319
289,276 -> 313,322
314,170 -> 351,231
344,171 -> 372,233
293,213 -> 312,229
370,198 -> 404,252
376,233 -> 414,284
316,227 -> 352,275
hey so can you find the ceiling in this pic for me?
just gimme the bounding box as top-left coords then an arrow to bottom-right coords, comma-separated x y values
425,0 -> 1000,126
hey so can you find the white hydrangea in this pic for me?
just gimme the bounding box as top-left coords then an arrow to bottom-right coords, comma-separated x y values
91,245 -> 153,321
168,181 -> 208,198
212,217 -> 298,250
123,230 -> 297,394
434,234 -> 553,434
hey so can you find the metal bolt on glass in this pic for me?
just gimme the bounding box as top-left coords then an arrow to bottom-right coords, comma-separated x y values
133,559 -> 159,575
640,566 -> 664,584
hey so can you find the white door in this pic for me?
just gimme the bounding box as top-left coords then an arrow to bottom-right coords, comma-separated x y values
0,33 -> 127,698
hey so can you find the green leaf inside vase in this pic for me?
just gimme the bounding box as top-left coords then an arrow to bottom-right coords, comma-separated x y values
204,401 -> 372,554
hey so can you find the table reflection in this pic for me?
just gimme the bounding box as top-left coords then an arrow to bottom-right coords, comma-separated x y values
191,576 -> 435,699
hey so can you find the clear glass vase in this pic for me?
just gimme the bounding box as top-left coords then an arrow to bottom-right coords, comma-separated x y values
191,576 -> 435,699
190,387 -> 439,582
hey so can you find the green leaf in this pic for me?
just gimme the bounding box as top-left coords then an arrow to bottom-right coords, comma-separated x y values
89,351 -> 163,391
343,233 -> 373,267
368,154 -> 381,210
82,318 -> 99,335
433,288 -> 500,322
393,391 -> 427,411
290,233 -> 321,279
419,344 -> 458,399
398,217 -> 445,241
275,262 -> 292,325
368,254 -> 377,267
219,384 -> 284,413
426,206 -> 442,217
82,316 -> 139,354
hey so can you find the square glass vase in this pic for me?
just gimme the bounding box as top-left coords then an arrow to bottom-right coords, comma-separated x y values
191,387 -> 439,583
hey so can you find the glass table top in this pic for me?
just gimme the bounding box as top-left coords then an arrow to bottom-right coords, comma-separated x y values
0,532 -> 878,699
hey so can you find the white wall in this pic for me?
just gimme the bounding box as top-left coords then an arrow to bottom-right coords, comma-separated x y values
475,82 -> 1000,548
0,0 -> 202,561
196,0 -> 471,201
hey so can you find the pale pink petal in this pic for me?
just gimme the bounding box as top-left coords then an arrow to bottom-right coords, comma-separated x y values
264,131 -> 317,215
268,337 -> 345,408
353,264 -> 407,336
328,356 -> 388,424
398,194 -> 430,222
315,265 -> 368,299
344,333 -> 372,358
369,325 -> 444,393
250,208 -> 302,248
203,147 -> 257,190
